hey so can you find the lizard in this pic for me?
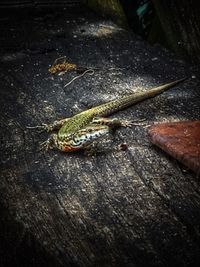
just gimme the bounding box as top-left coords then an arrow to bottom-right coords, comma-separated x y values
31,77 -> 187,153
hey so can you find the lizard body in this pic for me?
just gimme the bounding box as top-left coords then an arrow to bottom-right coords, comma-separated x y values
39,77 -> 187,152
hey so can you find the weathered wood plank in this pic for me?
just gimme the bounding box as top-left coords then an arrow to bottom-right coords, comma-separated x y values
0,6 -> 200,267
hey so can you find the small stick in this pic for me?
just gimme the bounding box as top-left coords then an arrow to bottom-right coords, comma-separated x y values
64,69 -> 94,88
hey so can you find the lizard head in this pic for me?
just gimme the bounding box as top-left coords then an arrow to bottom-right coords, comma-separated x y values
56,133 -> 87,152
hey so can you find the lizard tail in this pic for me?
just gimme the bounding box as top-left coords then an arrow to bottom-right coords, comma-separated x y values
90,77 -> 188,117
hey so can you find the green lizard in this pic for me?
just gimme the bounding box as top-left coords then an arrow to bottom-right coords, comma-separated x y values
32,77 -> 187,152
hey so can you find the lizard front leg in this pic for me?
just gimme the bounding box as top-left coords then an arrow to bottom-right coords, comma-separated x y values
27,117 -> 70,132
40,133 -> 58,151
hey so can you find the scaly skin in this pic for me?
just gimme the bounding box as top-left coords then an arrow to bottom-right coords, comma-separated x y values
38,77 -> 187,152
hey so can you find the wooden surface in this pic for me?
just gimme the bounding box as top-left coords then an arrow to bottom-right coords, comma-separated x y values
0,5 -> 200,267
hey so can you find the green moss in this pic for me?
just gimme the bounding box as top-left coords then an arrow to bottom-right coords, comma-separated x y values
86,0 -> 128,28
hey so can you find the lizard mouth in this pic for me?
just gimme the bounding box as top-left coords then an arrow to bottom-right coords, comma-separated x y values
62,145 -> 82,152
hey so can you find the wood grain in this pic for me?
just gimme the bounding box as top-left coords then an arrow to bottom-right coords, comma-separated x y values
0,5 -> 200,267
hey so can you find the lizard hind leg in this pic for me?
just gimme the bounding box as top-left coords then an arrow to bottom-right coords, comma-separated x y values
92,117 -> 146,128
92,117 -> 133,128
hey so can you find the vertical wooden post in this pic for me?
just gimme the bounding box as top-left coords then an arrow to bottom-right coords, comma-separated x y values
153,0 -> 200,63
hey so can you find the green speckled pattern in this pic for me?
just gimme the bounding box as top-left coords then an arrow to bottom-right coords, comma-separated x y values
58,78 -> 186,140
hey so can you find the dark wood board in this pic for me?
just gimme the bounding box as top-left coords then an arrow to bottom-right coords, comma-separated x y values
0,5 -> 200,267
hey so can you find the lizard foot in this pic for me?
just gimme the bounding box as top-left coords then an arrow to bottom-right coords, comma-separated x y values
120,118 -> 147,127
26,123 -> 54,132
39,138 -> 54,151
